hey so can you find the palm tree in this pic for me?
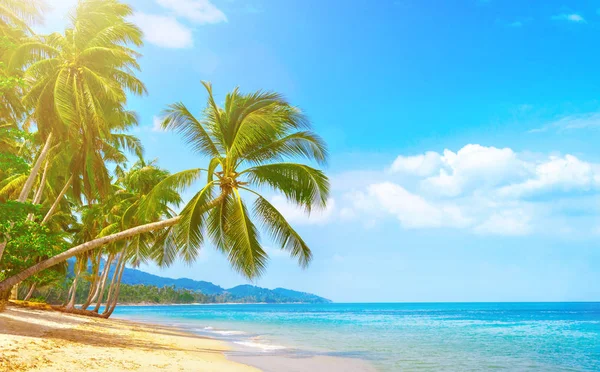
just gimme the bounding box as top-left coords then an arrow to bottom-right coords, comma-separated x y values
0,83 -> 329,292
0,0 -> 145,266
10,0 -> 145,203
86,159 -> 182,315
0,125 -> 29,201
0,0 -> 46,125
151,82 -> 329,278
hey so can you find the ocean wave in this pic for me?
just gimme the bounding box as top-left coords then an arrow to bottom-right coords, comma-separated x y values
234,341 -> 286,351
210,330 -> 247,336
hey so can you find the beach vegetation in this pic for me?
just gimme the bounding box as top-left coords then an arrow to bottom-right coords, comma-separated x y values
0,0 -> 329,315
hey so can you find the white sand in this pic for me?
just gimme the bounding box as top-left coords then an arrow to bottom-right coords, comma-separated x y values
0,306 -> 259,371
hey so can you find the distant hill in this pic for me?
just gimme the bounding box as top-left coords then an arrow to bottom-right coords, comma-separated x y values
119,267 -> 225,295
228,285 -> 330,304
68,261 -> 331,304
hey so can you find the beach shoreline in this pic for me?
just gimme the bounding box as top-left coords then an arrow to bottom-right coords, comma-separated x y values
0,305 -> 258,371
113,309 -> 378,372
0,304 -> 377,372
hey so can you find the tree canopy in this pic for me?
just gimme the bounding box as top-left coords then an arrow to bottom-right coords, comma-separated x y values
0,0 -> 329,316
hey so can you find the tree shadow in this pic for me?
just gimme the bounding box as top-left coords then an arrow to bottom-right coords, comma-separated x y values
0,307 -> 223,355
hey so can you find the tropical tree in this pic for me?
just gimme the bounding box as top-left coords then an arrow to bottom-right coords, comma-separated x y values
77,159 -> 182,315
0,125 -> 30,200
0,82 -> 329,296
10,0 -> 145,204
0,0 -> 45,125
0,0 -> 145,267
152,82 -> 329,278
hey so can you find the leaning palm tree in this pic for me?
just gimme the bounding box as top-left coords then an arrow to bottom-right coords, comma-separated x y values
0,82 -> 329,292
148,82 -> 329,278
97,159 -> 182,317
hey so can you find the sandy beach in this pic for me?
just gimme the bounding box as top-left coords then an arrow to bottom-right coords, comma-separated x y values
0,304 -> 377,372
0,305 -> 258,371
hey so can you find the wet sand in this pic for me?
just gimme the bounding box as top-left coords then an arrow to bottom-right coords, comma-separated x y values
229,353 -> 377,372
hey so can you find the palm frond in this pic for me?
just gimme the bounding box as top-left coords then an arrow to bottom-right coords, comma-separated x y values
136,168 -> 202,221
110,133 -> 144,159
223,190 -> 267,279
242,131 -> 328,166
0,173 -> 27,201
170,182 -> 215,263
150,225 -> 179,267
253,194 -> 312,268
161,102 -> 221,158
245,163 -> 329,211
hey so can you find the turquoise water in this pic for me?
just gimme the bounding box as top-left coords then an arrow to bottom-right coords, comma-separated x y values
113,302 -> 600,371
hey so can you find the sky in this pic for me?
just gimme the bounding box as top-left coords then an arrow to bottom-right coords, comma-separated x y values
39,0 -> 600,302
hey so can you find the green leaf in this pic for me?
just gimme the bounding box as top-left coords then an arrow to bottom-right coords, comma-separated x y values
253,194 -> 312,268
245,163 -> 329,211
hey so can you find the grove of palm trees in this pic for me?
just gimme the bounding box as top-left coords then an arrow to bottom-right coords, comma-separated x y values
0,0 -> 329,317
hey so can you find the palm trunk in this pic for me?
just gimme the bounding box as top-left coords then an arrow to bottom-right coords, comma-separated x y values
81,252 -> 101,310
103,255 -> 127,318
0,216 -> 180,294
66,271 -> 79,310
103,253 -> 125,315
24,283 -> 36,301
81,279 -> 98,311
0,286 -> 11,311
32,160 -> 49,204
64,282 -> 74,306
18,132 -> 53,202
92,253 -> 114,313
26,160 -> 49,221
10,284 -> 18,300
102,278 -> 123,318
41,175 -> 73,225
0,242 -> 6,263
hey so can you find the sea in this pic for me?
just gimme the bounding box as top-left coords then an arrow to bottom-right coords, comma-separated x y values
112,302 -> 600,371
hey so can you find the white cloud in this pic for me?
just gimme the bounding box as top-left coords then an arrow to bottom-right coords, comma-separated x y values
389,151 -> 442,177
474,209 -> 532,236
151,116 -> 165,132
364,182 -> 472,229
530,112 -> 600,133
498,155 -> 598,198
419,144 -> 528,197
503,18 -> 533,29
156,0 -> 227,24
35,0 -> 78,33
245,145 -> 600,237
270,196 -> 336,225
264,247 -> 289,258
130,13 -> 193,49
130,0 -> 226,48
37,1 -> 226,48
339,207 -> 357,220
551,13 -> 586,23
336,144 -> 600,236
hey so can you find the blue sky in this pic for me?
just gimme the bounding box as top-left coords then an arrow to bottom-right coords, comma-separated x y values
41,0 -> 600,302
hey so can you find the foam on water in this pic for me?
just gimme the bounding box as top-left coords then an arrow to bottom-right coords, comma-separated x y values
209,330 -> 247,336
233,341 -> 287,351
